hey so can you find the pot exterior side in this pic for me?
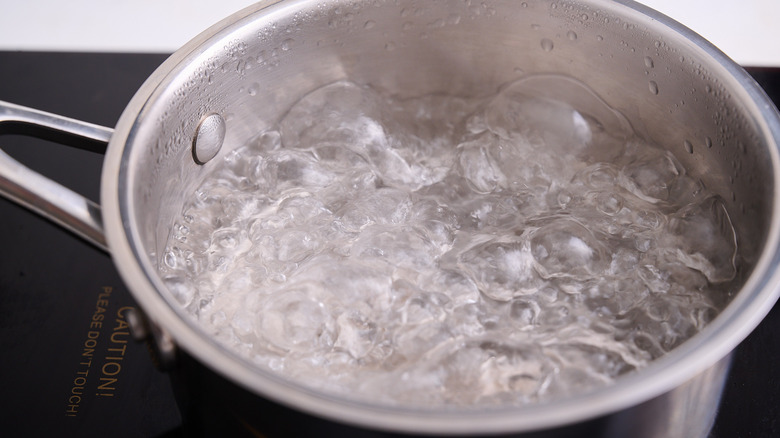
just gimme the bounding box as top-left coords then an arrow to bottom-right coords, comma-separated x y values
169,351 -> 731,438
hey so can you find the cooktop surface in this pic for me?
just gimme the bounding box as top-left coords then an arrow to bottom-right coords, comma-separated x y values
0,52 -> 777,437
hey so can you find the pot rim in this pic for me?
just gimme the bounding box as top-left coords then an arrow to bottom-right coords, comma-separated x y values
101,0 -> 780,434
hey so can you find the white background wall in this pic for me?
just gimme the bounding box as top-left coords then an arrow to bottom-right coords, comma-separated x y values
0,0 -> 778,66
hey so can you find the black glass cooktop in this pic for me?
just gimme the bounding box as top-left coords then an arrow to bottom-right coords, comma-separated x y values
0,52 -> 777,437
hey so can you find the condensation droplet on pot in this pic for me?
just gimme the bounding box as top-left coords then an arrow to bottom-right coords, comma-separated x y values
248,83 -> 259,96
521,1 -> 528,7
447,13 -> 461,25
705,137 -> 713,148
684,140 -> 693,154
541,38 -> 554,52
567,31 -> 577,41
581,13 -> 589,20
281,38 -> 294,51
644,56 -> 654,68
596,35 -> 604,41
648,81 -> 659,95
531,23 -> 541,30
364,20 -> 376,29
385,41 -> 397,51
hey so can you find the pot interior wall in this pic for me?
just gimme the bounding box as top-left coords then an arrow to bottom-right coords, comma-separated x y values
122,0 -> 773,398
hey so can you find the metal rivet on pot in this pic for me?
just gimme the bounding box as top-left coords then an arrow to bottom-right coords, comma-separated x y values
192,113 -> 226,164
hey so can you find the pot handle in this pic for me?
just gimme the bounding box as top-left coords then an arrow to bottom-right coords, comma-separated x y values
0,100 -> 113,251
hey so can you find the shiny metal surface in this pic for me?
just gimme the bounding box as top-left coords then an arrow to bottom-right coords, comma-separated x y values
101,0 -> 780,434
0,0 -> 778,435
192,113 -> 226,164
0,101 -> 111,250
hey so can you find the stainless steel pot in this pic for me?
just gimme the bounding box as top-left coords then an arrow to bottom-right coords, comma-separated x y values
1,0 -> 779,436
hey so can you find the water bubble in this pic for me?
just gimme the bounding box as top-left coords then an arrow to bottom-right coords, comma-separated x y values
581,13 -> 589,20
165,276 -> 196,307
541,38 -> 554,52
460,238 -> 540,301
531,219 -> 610,280
335,310 -> 378,359
258,286 -> 336,353
596,193 -> 624,216
667,197 -> 737,283
684,140 -> 693,154
596,35 -> 604,41
705,137 -> 713,148
364,20 -> 376,29
644,56 -> 654,68
648,81 -> 659,95
281,38 -> 294,51
622,148 -> 680,201
521,1 -> 528,7
567,31 -> 578,41
510,299 -> 541,326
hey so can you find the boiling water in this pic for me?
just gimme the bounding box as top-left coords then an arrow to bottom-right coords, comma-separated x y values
161,75 -> 736,406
